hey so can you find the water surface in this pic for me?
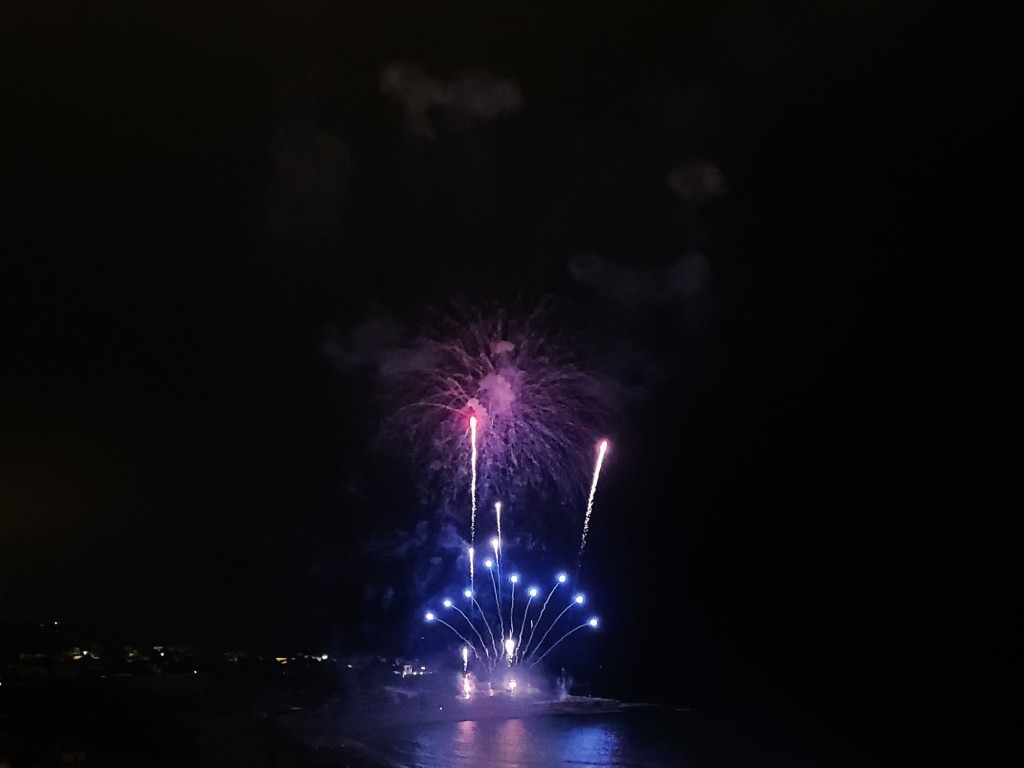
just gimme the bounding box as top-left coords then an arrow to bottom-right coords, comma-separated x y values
349,708 -> 695,768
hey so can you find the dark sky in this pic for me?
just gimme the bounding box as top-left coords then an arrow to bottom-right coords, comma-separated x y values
1,0 -> 1019,759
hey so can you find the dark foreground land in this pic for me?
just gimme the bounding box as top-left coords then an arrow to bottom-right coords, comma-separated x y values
0,663 -> 399,768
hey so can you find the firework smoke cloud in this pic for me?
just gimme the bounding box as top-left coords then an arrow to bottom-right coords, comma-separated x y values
379,62 -> 523,140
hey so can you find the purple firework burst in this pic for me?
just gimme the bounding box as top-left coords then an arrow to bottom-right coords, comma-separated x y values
381,299 -> 619,521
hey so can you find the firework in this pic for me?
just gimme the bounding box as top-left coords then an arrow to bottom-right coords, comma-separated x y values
578,438 -> 610,561
520,572 -> 566,660
425,542 -> 598,689
469,414 -> 478,588
469,417 -> 478,545
494,500 -> 502,554
382,300 -> 618,528
396,300 -> 615,694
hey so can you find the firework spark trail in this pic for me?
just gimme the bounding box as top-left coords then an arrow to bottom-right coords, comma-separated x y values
514,587 -> 537,664
524,595 -> 581,665
508,574 -> 517,643
520,575 -> 564,659
469,416 -> 478,588
528,621 -> 595,668
447,599 -> 491,660
494,500 -> 501,556
491,537 -> 505,642
578,439 -> 609,564
485,557 -> 506,646
425,613 -> 481,659
493,503 -> 503,608
465,589 -> 500,657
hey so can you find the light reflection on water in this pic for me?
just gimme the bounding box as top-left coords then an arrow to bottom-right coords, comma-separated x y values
496,718 -> 528,766
454,719 -> 477,757
563,723 -> 622,765
358,711 -> 689,768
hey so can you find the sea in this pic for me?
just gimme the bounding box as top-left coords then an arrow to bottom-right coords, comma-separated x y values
321,696 -> 947,768
334,701 -> 926,768
346,707 -> 698,768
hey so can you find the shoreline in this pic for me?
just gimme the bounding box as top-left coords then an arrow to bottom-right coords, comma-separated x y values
286,691 -> 659,727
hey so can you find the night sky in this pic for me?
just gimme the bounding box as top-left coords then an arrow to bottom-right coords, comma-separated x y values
2,1 -> 1019,761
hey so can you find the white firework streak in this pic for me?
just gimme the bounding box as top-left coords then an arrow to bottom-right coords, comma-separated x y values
578,439 -> 609,560
469,415 -> 477,588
